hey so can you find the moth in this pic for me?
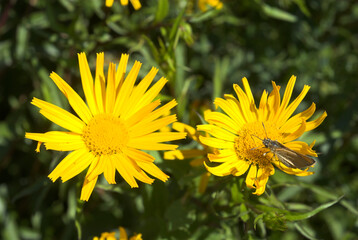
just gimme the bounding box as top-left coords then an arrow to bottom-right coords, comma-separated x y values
253,123 -> 316,169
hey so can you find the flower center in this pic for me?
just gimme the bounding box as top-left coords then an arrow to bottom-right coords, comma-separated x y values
82,114 -> 129,156
234,121 -> 283,167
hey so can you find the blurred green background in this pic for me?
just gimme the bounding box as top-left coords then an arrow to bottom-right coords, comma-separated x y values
1,0 -> 358,239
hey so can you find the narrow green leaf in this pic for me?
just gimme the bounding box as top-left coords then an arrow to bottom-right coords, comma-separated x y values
169,8 -> 185,43
285,196 -> 343,221
294,223 -> 318,240
254,213 -> 264,230
15,24 -> 29,59
262,3 -> 297,22
155,0 -> 169,23
142,35 -> 160,64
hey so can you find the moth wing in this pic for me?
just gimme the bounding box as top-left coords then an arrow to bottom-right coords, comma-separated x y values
274,146 -> 315,169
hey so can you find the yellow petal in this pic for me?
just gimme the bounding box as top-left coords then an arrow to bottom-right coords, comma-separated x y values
119,227 -> 128,240
136,161 -> 169,182
44,141 -> 86,152
172,122 -> 198,141
112,154 -> 139,188
103,155 -> 116,184
283,118 -> 306,143
120,0 -> 129,6
105,62 -> 117,113
242,77 -> 259,120
204,161 -> 237,176
199,135 -> 234,150
197,124 -> 237,142
208,152 -> 238,163
61,151 -> 94,182
306,111 -> 327,132
125,148 -> 155,163
50,72 -> 92,123
214,97 -> 245,128
106,0 -> 114,7
78,52 -> 98,115
130,132 -> 186,145
125,100 -> 161,126
115,53 -> 129,91
274,75 -> 296,121
48,148 -> 88,182
80,176 -> 98,201
280,103 -> 316,133
245,164 -> 257,189
278,84 -> 310,127
203,111 -> 239,134
284,141 -> 317,157
125,67 -> 159,117
113,61 -> 142,117
86,156 -> 105,181
133,77 -> 168,113
232,160 -> 250,176
198,172 -> 211,194
31,98 -> 85,134
94,52 -> 105,113
233,84 -> 257,122
129,115 -> 177,138
258,90 -> 268,122
267,81 -> 281,121
130,0 -> 141,10
25,131 -> 81,143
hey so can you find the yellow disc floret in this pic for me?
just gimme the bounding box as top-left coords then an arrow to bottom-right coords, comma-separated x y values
234,121 -> 283,167
82,114 -> 129,156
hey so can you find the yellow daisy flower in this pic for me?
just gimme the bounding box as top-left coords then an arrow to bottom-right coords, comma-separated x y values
197,76 -> 327,195
164,120 -> 215,194
106,0 -> 141,10
25,52 -> 186,201
93,226 -> 142,240
198,0 -> 223,12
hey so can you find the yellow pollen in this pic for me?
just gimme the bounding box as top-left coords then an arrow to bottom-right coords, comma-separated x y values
234,121 -> 283,167
82,114 -> 129,156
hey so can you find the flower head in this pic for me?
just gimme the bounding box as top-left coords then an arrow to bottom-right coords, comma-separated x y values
197,76 -> 327,195
106,0 -> 141,10
198,0 -> 223,12
26,52 -> 186,201
93,226 -> 142,240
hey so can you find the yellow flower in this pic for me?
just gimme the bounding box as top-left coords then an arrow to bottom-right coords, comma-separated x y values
25,52 -> 186,201
106,0 -> 141,10
93,227 -> 142,240
197,76 -> 327,195
164,120 -> 214,194
198,0 -> 223,12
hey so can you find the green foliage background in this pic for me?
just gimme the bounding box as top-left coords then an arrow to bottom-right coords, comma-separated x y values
1,0 -> 358,239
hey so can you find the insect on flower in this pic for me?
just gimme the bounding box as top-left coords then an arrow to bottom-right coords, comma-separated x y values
252,123 -> 315,170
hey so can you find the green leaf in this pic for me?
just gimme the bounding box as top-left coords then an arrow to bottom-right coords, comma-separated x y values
15,24 -> 29,59
294,223 -> 318,240
169,8 -> 185,43
285,196 -> 343,221
239,204 -> 250,222
261,3 -> 297,22
155,0 -> 169,23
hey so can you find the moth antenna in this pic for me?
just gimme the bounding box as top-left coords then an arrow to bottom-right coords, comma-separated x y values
262,122 -> 269,139
250,134 -> 264,151
251,134 -> 263,141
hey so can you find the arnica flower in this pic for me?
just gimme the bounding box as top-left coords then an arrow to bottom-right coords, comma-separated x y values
164,120 -> 215,193
106,0 -> 141,10
93,226 -> 142,240
198,0 -> 223,12
197,76 -> 327,195
25,52 -> 186,201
